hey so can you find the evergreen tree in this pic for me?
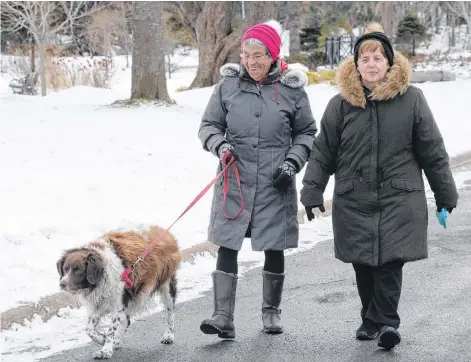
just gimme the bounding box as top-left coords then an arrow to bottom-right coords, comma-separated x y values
396,12 -> 427,43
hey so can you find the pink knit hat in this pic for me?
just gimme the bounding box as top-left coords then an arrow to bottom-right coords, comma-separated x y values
241,22 -> 282,61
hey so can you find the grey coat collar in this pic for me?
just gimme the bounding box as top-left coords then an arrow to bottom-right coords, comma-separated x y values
220,61 -> 308,89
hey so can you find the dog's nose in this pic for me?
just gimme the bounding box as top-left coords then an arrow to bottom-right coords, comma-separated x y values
59,279 -> 67,289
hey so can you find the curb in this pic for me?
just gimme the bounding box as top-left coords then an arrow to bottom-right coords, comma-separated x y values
2,152 -> 469,331
1,242 -> 218,331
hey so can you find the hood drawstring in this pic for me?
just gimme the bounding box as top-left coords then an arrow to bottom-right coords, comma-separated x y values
275,77 -> 279,104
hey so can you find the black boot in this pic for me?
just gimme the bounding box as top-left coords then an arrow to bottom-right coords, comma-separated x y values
200,270 -> 237,339
378,325 -> 401,350
356,317 -> 379,340
262,271 -> 284,334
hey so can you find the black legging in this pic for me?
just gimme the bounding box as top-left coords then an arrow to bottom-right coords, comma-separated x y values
216,246 -> 284,274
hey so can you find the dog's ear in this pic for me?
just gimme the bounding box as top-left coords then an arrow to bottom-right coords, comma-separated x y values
56,254 -> 66,279
86,252 -> 104,285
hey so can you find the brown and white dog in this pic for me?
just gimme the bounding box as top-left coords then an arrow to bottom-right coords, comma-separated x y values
56,226 -> 182,359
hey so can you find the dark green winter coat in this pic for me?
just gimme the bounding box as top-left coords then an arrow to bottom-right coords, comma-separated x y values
198,59 -> 316,251
300,52 -> 458,266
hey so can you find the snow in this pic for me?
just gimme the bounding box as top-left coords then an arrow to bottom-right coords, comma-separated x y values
1,47 -> 471,360
0,219 -> 333,362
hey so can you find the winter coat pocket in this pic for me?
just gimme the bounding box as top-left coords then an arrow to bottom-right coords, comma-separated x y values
335,180 -> 354,195
391,179 -> 422,192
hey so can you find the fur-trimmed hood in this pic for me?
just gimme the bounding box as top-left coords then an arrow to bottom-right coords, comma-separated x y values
220,62 -> 308,89
336,51 -> 412,108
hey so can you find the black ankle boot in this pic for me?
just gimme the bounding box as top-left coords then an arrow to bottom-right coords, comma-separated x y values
378,325 -> 401,349
262,271 -> 284,334
200,271 -> 237,339
356,318 -> 379,340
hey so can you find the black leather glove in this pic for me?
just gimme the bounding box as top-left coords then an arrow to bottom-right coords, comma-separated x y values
218,143 -> 236,165
305,204 -> 326,221
273,159 -> 298,192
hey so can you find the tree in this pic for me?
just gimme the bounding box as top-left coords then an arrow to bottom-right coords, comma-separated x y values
278,1 -> 303,56
444,1 -> 471,49
165,1 -> 279,89
1,1 -> 108,96
397,12 -> 427,55
131,1 -> 171,102
85,3 -> 131,61
375,1 -> 395,36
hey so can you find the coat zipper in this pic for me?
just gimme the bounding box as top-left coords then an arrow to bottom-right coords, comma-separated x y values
378,167 -> 384,188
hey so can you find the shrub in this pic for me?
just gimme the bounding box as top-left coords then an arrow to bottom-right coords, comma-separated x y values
44,56 -> 113,90
305,69 -> 336,85
285,51 -> 325,70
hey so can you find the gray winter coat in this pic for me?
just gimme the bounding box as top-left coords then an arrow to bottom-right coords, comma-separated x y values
198,59 -> 316,251
300,52 -> 458,266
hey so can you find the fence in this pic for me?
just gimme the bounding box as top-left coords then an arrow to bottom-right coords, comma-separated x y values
324,36 -> 357,66
324,36 -> 416,66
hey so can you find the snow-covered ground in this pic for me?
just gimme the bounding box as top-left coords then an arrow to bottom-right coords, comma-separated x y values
1,46 -> 471,361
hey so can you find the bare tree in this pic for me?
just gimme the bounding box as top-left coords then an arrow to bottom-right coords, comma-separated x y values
85,3 -> 131,61
1,1 -> 108,96
165,1 -> 279,89
131,1 -> 171,102
444,1 -> 471,49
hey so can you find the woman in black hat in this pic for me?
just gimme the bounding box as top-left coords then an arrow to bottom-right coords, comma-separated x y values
300,23 -> 458,350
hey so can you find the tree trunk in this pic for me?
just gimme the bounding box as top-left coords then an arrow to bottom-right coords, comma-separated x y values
376,1 -> 394,36
30,38 -> 35,74
190,1 -> 278,89
131,1 -> 171,102
451,14 -> 456,48
289,26 -> 301,56
190,2 -> 235,88
38,40 -> 46,97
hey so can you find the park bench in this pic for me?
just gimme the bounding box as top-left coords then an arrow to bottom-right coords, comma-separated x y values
9,74 -> 36,95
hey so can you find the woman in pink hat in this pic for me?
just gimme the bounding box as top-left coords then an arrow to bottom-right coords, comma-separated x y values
198,20 -> 316,338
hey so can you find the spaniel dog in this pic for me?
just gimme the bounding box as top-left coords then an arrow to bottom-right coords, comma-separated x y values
56,226 -> 182,359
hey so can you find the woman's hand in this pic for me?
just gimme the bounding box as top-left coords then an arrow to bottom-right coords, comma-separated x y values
273,160 -> 298,192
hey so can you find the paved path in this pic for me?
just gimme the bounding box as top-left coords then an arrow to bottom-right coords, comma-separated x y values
42,179 -> 471,362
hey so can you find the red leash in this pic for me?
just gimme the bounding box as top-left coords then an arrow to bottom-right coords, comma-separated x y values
121,151 -> 244,289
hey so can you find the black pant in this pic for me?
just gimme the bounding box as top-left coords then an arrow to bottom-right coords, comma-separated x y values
216,246 -> 284,275
352,260 -> 404,329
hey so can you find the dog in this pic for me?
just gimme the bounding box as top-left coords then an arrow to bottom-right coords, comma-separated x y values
56,226 -> 182,359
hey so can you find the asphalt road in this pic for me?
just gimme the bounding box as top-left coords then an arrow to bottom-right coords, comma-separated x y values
43,181 -> 471,362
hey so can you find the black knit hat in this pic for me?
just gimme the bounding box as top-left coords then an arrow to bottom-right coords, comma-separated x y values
353,32 -> 394,67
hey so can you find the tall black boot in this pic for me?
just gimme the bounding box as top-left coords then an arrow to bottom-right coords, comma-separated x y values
200,270 -> 237,339
262,271 -> 284,334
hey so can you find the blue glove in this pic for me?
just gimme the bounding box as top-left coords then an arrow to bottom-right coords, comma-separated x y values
435,208 -> 448,229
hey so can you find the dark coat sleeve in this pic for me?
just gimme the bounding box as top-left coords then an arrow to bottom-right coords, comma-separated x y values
413,89 -> 458,209
286,89 -> 317,171
197,79 -> 229,157
300,97 -> 340,207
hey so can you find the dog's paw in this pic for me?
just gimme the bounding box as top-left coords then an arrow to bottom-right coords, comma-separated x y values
160,332 -> 174,345
93,349 -> 113,359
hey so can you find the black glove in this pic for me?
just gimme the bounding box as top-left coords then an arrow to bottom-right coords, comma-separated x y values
273,159 -> 298,192
218,143 -> 236,165
305,204 -> 326,221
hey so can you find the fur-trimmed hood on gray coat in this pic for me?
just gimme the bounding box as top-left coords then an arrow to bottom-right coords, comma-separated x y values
197,59 -> 317,252
219,60 -> 309,89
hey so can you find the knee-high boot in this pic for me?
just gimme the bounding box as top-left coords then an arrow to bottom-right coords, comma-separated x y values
200,270 -> 237,338
262,271 -> 284,334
